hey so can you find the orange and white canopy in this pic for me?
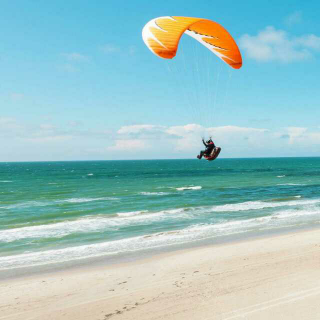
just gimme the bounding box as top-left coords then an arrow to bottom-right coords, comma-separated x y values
142,16 -> 242,69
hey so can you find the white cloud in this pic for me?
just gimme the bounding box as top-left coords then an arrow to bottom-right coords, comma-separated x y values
284,11 -> 302,26
118,124 -> 162,134
61,64 -> 78,73
239,26 -> 320,62
60,53 -> 89,73
101,44 -> 120,54
101,44 -> 137,56
166,124 -> 203,137
117,124 -> 167,139
63,53 -> 89,62
295,34 -> 320,50
283,126 -> 309,145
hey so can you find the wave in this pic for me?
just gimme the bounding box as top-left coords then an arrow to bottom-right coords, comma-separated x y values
277,183 -> 306,186
0,208 -> 188,243
0,181 -> 13,183
275,207 -> 320,220
267,196 -> 302,202
0,219 -> 263,270
116,207 -> 187,219
213,198 -> 319,212
0,201 -> 52,210
2,198 -> 320,243
3,203 -> 320,270
59,197 -> 119,203
277,175 -> 285,178
139,192 -> 170,196
0,217 -> 117,242
176,186 -> 202,191
0,197 -> 119,209
117,210 -> 149,217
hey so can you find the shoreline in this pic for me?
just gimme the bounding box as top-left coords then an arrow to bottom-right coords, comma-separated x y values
1,222 -> 320,281
1,227 -> 320,319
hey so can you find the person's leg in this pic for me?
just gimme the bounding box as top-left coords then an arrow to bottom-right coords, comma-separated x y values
198,150 -> 205,159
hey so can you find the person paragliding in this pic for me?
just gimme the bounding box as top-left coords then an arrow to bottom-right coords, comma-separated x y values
142,16 -> 241,162
197,138 -> 215,159
197,137 -> 221,161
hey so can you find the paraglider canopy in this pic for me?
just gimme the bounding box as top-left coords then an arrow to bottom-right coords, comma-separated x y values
142,16 -> 242,69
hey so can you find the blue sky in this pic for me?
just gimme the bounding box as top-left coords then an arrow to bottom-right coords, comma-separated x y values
1,0 -> 320,161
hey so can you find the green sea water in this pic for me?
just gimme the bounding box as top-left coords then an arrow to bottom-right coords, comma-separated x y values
1,158 -> 320,271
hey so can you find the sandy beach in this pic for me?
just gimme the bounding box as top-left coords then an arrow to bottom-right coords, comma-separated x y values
1,228 -> 320,320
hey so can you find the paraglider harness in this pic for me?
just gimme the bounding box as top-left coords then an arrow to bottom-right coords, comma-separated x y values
198,138 -> 221,161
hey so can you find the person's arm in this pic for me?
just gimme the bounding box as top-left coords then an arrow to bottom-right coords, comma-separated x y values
202,139 -> 208,147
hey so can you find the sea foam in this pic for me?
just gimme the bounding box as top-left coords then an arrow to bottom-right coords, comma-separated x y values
2,198 -> 319,243
176,186 -> 202,191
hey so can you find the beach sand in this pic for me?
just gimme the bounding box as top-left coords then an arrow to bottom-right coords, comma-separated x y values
1,228 -> 320,320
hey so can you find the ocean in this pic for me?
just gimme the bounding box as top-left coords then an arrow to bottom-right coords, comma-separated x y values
1,158 -> 320,272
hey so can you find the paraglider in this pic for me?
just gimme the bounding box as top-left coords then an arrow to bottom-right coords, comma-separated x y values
197,138 -> 221,161
142,16 -> 242,161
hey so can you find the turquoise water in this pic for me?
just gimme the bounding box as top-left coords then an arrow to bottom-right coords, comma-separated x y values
1,158 -> 320,270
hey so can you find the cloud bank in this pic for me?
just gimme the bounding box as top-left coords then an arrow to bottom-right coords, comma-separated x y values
239,26 -> 320,62
108,124 -> 320,159
1,118 -> 320,161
